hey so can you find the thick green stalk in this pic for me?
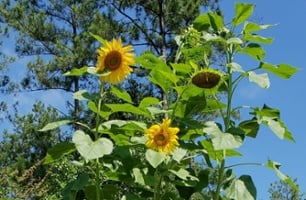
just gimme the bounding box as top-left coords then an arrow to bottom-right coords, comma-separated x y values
94,85 -> 104,200
213,45 -> 235,200
154,171 -> 163,200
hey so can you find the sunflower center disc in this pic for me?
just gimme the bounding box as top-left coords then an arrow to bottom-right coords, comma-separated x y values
154,132 -> 168,146
104,51 -> 122,71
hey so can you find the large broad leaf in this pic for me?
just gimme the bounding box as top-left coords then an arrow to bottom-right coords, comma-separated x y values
232,3 -> 254,26
88,101 -> 111,120
238,119 -> 259,138
266,160 -> 299,192
226,175 -> 256,200
149,69 -> 178,92
145,149 -> 166,168
39,119 -> 72,132
248,71 -> 270,89
111,85 -> 133,103
261,62 -> 300,79
72,130 -> 113,160
208,12 -> 224,32
253,105 -> 294,141
239,43 -> 265,60
169,168 -> 199,181
44,142 -> 76,164
135,53 -> 168,70
105,103 -> 151,118
138,97 -> 160,108
73,90 -> 98,101
203,121 -> 243,150
193,13 -> 210,31
62,173 -> 89,199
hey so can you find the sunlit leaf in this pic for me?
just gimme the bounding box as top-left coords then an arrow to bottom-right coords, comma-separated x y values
139,97 -> 160,108
239,43 -> 265,60
204,121 -> 243,150
244,33 -> 273,44
39,119 -> 72,132
111,85 -> 133,103
149,69 -> 178,92
266,160 -> 299,192
261,62 -> 300,79
63,66 -> 89,76
232,3 -> 254,26
253,105 -> 294,141
136,53 -> 167,70
72,130 -> 113,160
145,149 -> 166,168
172,148 -> 187,163
132,168 -> 145,185
170,63 -> 193,74
73,90 -> 98,101
208,12 -> 224,32
248,71 -> 270,89
226,175 -> 256,200
226,37 -> 243,45
105,103 -> 151,118
169,168 -> 199,181
90,32 -> 106,45
44,142 -> 75,164
227,62 -> 244,72
243,21 -> 275,33
193,13 -> 210,31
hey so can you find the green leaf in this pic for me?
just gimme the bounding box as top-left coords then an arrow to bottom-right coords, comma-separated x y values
132,168 -> 145,185
208,12 -> 224,32
244,33 -> 273,44
243,22 -> 275,33
172,148 -> 187,163
135,53 -> 167,70
62,173 -> 89,199
72,130 -> 113,160
169,168 -> 199,181
145,149 -> 166,168
88,101 -> 111,120
39,119 -> 72,132
266,160 -> 299,192
226,37 -> 243,45
139,97 -> 160,108
226,175 -> 256,200
232,3 -> 254,26
253,105 -> 294,141
261,62 -> 300,79
149,69 -> 178,92
201,140 -> 242,161
170,63 -> 193,74
239,43 -> 265,60
90,32 -> 106,45
227,62 -> 244,72
193,13 -> 210,31
105,103 -> 151,118
73,90 -> 98,101
204,121 -> 243,150
111,85 -> 133,103
44,142 -> 76,164
239,119 -> 259,138
248,71 -> 270,89
63,66 -> 89,76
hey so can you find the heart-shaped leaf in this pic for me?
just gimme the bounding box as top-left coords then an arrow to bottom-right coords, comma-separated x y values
72,130 -> 113,160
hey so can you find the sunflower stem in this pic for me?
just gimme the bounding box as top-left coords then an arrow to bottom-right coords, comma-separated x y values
154,170 -> 163,200
213,44 -> 235,200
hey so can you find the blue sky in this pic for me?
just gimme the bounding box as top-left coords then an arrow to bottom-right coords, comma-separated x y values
220,0 -> 306,199
1,0 -> 305,199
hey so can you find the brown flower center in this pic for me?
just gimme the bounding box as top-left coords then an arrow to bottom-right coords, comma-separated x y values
192,71 -> 221,89
154,131 -> 169,146
104,51 -> 122,71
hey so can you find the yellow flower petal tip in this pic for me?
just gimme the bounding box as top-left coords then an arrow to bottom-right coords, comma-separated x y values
96,38 -> 135,84
145,118 -> 179,155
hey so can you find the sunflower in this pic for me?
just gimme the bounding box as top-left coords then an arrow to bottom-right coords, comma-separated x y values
145,118 -> 179,155
191,68 -> 223,89
96,38 -> 135,83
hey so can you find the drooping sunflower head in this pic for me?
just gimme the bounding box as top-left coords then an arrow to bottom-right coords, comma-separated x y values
191,68 -> 223,89
96,38 -> 135,84
145,118 -> 179,155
